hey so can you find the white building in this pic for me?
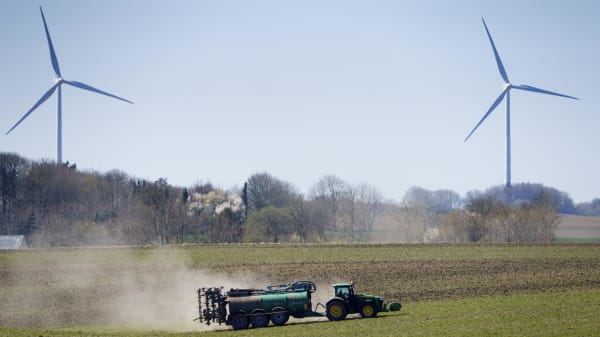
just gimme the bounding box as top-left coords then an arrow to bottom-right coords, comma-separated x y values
0,235 -> 28,249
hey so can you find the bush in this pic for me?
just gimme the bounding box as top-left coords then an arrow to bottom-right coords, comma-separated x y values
439,193 -> 558,243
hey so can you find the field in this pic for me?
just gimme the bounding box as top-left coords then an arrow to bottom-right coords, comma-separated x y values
1,244 -> 599,336
555,214 -> 600,241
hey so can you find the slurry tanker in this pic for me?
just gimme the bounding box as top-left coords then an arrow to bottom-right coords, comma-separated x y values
197,280 -> 401,330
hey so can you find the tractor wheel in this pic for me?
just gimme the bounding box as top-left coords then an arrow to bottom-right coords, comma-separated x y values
230,313 -> 249,330
326,300 -> 347,321
270,308 -> 289,326
251,311 -> 269,328
359,302 -> 378,318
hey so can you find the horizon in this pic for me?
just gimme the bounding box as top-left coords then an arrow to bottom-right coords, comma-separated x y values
3,151 -> 596,206
1,1 -> 598,203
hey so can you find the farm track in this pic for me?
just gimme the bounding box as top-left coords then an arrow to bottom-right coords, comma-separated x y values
0,244 -> 599,329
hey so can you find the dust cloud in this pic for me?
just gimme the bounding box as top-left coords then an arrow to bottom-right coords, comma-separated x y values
0,248 -> 255,332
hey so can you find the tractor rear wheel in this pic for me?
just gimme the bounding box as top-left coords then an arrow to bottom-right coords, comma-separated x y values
270,307 -> 289,326
326,300 -> 347,321
359,302 -> 378,318
230,313 -> 249,330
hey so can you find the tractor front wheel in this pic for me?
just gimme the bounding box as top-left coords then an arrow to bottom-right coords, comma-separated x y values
326,300 -> 347,321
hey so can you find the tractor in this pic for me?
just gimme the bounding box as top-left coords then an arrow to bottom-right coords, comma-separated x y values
325,282 -> 401,320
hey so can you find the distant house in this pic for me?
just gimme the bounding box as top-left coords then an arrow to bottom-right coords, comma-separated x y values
0,235 -> 28,249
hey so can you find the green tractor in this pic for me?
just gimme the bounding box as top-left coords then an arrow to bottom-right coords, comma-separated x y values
325,282 -> 401,321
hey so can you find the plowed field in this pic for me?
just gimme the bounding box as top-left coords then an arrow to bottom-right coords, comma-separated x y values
1,244 -> 599,336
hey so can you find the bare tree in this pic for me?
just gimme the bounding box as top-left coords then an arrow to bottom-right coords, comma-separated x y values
355,182 -> 384,232
309,174 -> 346,231
212,207 -> 244,243
245,173 -> 297,211
288,195 -> 310,243
288,194 -> 328,243
339,183 -> 358,240
439,193 -> 559,243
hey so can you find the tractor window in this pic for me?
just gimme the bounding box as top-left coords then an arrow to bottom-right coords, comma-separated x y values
336,287 -> 350,298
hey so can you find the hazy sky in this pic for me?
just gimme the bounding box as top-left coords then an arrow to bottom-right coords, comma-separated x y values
1,0 -> 598,202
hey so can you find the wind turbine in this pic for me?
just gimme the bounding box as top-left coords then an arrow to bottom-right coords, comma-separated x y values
6,6 -> 133,164
464,18 -> 578,188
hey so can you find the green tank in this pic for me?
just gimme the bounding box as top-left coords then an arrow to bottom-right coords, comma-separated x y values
228,292 -> 310,316
197,281 -> 320,330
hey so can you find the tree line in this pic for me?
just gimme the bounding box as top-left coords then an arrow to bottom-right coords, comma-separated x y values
0,152 -> 596,246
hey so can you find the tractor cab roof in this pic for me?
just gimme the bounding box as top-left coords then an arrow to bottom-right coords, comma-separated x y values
332,283 -> 353,288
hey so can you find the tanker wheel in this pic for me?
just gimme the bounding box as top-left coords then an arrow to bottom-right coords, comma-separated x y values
230,313 -> 249,330
251,311 -> 269,328
359,303 -> 378,318
271,308 -> 289,326
326,300 -> 347,321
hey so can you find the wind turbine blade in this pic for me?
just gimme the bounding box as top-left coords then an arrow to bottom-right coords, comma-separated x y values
482,18 -> 509,84
6,83 -> 59,135
464,88 -> 509,142
39,6 -> 61,77
63,80 -> 134,104
512,84 -> 579,100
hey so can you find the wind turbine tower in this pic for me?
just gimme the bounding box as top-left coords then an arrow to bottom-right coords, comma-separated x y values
464,18 -> 578,187
6,6 -> 133,164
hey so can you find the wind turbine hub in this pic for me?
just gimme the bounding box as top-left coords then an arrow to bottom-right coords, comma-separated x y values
53,77 -> 63,85
503,83 -> 512,90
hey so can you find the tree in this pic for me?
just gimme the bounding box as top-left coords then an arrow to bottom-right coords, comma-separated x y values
192,189 -> 244,243
95,170 -> 131,230
132,178 -> 173,244
338,184 -> 358,240
287,195 -> 327,243
245,173 -> 297,211
0,153 -> 28,234
242,206 -> 293,243
402,187 -> 461,233
439,192 -> 558,243
171,189 -> 193,243
400,187 -> 437,240
355,182 -> 384,232
212,207 -> 244,243
575,198 -> 600,216
309,175 -> 345,231
241,182 -> 249,219
478,183 -> 575,214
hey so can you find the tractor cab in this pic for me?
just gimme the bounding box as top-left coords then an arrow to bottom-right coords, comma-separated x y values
333,283 -> 354,300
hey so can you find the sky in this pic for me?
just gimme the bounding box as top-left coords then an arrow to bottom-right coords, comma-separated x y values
0,0 -> 599,203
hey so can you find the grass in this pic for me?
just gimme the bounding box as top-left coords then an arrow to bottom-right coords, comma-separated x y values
1,288 -> 598,337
